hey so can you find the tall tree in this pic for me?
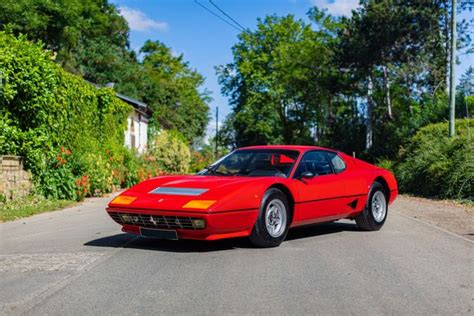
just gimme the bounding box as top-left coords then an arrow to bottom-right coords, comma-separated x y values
337,0 -> 451,150
140,40 -> 210,142
0,0 -> 131,82
217,12 -> 342,147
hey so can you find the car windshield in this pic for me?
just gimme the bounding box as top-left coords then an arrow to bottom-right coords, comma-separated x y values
198,149 -> 299,177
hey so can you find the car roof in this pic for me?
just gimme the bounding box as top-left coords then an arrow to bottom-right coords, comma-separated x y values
237,145 -> 336,153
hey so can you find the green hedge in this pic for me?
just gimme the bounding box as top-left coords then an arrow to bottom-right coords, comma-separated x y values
394,119 -> 473,200
0,32 -> 163,200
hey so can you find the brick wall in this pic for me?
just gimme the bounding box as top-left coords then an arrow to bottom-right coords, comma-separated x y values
0,156 -> 32,200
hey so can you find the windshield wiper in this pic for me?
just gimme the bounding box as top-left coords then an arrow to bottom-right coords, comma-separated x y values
202,165 -> 216,175
204,165 -> 233,176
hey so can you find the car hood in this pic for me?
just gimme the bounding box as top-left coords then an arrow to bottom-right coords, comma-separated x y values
108,175 -> 278,213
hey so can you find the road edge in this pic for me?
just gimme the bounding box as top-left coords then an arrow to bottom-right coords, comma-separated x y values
393,210 -> 473,244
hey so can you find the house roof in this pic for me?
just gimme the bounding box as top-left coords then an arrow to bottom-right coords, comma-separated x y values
113,90 -> 172,129
115,92 -> 152,118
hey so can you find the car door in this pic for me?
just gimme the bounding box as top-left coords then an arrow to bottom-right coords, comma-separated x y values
292,150 -> 348,225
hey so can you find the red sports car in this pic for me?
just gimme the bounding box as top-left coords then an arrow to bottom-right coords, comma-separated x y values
106,145 -> 398,247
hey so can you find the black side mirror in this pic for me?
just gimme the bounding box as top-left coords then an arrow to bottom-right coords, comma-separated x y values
300,171 -> 315,179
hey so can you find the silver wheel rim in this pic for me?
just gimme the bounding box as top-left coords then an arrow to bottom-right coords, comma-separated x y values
372,191 -> 387,223
265,199 -> 287,238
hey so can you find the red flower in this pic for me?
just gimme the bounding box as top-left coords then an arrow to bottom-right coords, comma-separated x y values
56,155 -> 66,166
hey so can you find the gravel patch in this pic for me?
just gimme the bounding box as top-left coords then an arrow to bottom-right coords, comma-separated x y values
391,195 -> 474,241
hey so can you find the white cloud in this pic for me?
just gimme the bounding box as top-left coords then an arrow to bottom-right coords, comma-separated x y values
310,0 -> 360,16
119,6 -> 168,32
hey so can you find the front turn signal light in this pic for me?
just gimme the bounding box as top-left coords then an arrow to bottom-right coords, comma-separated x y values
182,200 -> 216,210
110,195 -> 137,205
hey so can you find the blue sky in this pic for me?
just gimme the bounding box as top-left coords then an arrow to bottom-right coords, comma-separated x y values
110,0 -> 472,139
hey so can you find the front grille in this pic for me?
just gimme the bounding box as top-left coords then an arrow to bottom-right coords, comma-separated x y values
108,212 -> 205,230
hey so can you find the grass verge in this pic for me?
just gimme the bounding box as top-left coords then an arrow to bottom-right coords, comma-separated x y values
0,195 -> 76,222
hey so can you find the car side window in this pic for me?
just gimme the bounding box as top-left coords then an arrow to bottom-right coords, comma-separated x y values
326,152 -> 346,174
294,151 -> 333,177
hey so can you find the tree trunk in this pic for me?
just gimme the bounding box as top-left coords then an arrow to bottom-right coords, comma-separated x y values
327,95 -> 335,130
383,65 -> 393,119
351,96 -> 357,121
278,99 -> 291,143
366,74 -> 374,151
314,124 -> 319,142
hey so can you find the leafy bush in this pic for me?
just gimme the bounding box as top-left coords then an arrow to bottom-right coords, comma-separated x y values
395,119 -> 473,200
149,130 -> 191,173
38,148 -> 78,200
0,32 -> 164,200
189,148 -> 215,173
376,159 -> 395,172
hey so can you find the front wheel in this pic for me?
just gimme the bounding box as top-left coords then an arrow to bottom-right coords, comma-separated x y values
249,188 -> 290,248
355,182 -> 388,231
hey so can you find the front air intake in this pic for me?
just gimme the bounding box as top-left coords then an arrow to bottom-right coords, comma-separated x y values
108,212 -> 205,230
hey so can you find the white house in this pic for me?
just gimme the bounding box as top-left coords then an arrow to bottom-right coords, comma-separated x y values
116,93 -> 152,154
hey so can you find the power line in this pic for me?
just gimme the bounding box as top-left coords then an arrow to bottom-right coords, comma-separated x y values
194,0 -> 242,32
208,0 -> 246,31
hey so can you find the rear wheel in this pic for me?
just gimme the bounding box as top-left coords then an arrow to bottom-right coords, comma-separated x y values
355,182 -> 388,231
249,188 -> 290,248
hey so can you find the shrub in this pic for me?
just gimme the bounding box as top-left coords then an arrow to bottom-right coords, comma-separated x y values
189,148 -> 215,173
38,147 -> 78,200
395,119 -> 473,200
149,130 -> 191,173
376,159 -> 395,172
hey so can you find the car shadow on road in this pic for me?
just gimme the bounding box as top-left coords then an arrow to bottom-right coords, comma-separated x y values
286,221 -> 359,241
84,221 -> 360,253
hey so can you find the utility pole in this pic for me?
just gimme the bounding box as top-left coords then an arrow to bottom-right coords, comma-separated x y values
449,0 -> 457,137
215,106 -> 219,158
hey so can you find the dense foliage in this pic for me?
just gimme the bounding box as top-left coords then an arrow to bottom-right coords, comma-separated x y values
0,32 -> 163,200
392,119 -> 473,200
0,0 -> 210,142
218,2 -> 472,161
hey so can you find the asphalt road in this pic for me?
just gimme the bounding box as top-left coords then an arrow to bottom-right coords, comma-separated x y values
1,195 -> 472,315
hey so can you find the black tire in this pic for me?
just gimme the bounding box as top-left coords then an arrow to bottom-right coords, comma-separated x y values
355,182 -> 388,231
249,188 -> 290,248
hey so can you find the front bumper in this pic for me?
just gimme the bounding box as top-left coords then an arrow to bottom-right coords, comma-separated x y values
106,207 -> 259,241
